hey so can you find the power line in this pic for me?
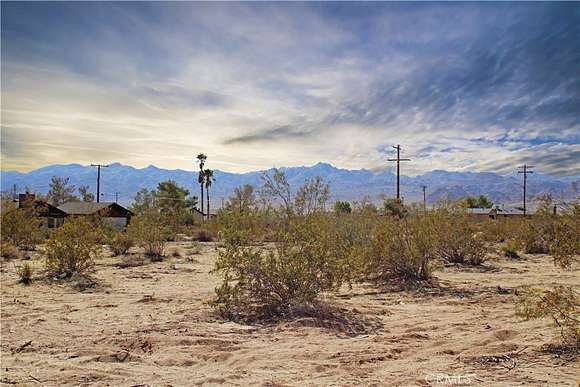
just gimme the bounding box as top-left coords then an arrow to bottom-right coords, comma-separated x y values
387,144 -> 411,202
517,164 -> 534,217
90,164 -> 109,203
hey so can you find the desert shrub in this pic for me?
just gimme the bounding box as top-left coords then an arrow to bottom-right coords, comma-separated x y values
212,215 -> 352,320
109,232 -> 134,256
45,217 -> 100,278
16,262 -> 34,285
549,211 -> 580,269
364,214 -> 438,281
127,212 -> 169,260
1,207 -> 44,249
193,228 -> 214,242
481,218 -> 521,243
430,205 -> 487,265
516,286 -> 579,349
1,242 -> 24,260
502,240 -> 520,259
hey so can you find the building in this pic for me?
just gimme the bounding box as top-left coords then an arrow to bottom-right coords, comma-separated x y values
17,193 -> 68,228
58,202 -> 134,229
466,204 -> 526,220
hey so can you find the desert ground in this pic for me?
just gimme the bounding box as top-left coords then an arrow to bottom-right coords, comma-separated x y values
1,242 -> 578,386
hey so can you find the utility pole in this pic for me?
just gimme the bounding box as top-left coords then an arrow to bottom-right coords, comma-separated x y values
90,164 -> 109,203
517,164 -> 534,217
387,145 -> 411,202
421,185 -> 427,211
115,192 -> 119,203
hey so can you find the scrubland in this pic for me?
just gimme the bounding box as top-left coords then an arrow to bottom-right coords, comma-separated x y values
1,174 -> 578,386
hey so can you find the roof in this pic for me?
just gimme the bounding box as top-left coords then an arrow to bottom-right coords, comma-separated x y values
466,208 -> 491,215
58,202 -> 133,216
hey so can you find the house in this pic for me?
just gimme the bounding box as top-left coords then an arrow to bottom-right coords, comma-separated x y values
17,193 -> 68,228
58,202 -> 134,229
466,204 -> 526,220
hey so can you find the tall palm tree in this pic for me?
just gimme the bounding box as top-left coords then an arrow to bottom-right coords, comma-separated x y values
204,169 -> 215,220
196,153 -> 207,215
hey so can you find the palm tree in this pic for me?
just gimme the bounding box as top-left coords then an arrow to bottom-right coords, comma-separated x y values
196,153 -> 207,215
204,169 -> 215,220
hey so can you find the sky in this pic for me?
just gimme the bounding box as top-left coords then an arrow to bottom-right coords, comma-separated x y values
1,2 -> 579,176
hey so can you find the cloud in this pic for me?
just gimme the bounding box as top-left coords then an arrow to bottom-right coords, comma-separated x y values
1,2 -> 578,176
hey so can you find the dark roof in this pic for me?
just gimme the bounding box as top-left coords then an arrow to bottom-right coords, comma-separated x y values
58,202 -> 133,216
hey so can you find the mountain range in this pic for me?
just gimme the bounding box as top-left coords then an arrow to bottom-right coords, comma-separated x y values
1,162 -> 578,208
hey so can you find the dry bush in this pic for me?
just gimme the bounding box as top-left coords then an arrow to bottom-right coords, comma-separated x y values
1,207 -> 44,249
127,212 -> 169,261
364,214 -> 438,281
193,228 -> 215,242
16,262 -> 34,285
433,205 -> 487,265
1,242 -> 24,260
212,215 -> 353,320
109,232 -> 134,256
45,217 -> 100,278
516,286 -> 579,349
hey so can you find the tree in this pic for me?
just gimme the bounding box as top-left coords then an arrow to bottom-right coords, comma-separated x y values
155,180 -> 197,213
197,153 -> 207,215
46,176 -> 78,206
294,176 -> 330,215
227,184 -> 256,212
130,188 -> 156,215
78,185 -> 95,202
334,200 -> 352,215
383,198 -> 408,218
204,169 -> 215,219
464,195 -> 493,209
261,169 -> 293,217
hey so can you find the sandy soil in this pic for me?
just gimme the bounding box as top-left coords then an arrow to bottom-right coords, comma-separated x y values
1,242 -> 578,386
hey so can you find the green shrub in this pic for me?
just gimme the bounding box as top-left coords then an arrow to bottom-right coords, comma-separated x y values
212,215 -> 352,320
516,286 -> 579,349
502,240 -> 520,259
549,211 -> 580,269
127,212 -> 169,261
109,232 -> 134,256
16,262 -> 34,285
45,217 -> 100,278
364,215 -> 438,281
434,206 -> 487,265
1,207 -> 44,249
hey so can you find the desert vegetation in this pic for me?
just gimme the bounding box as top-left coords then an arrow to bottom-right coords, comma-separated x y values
1,170 -> 578,385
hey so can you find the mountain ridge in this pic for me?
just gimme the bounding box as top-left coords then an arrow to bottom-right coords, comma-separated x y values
1,162 -> 578,207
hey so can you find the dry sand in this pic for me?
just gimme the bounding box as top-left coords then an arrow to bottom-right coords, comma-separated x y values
1,242 -> 578,386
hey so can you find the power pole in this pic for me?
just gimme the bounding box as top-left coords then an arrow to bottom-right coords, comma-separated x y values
421,185 -> 427,211
517,164 -> 534,217
387,145 -> 411,202
90,164 -> 109,203
115,192 -> 119,203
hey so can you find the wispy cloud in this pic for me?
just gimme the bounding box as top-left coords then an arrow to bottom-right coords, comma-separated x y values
1,2 -> 578,176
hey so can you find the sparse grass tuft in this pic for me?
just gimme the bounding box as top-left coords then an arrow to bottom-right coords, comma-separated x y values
16,262 -> 34,285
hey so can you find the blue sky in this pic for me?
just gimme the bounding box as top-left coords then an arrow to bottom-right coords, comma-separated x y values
1,2 -> 579,176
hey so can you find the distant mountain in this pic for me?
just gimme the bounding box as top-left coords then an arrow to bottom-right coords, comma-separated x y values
1,162 -> 578,207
